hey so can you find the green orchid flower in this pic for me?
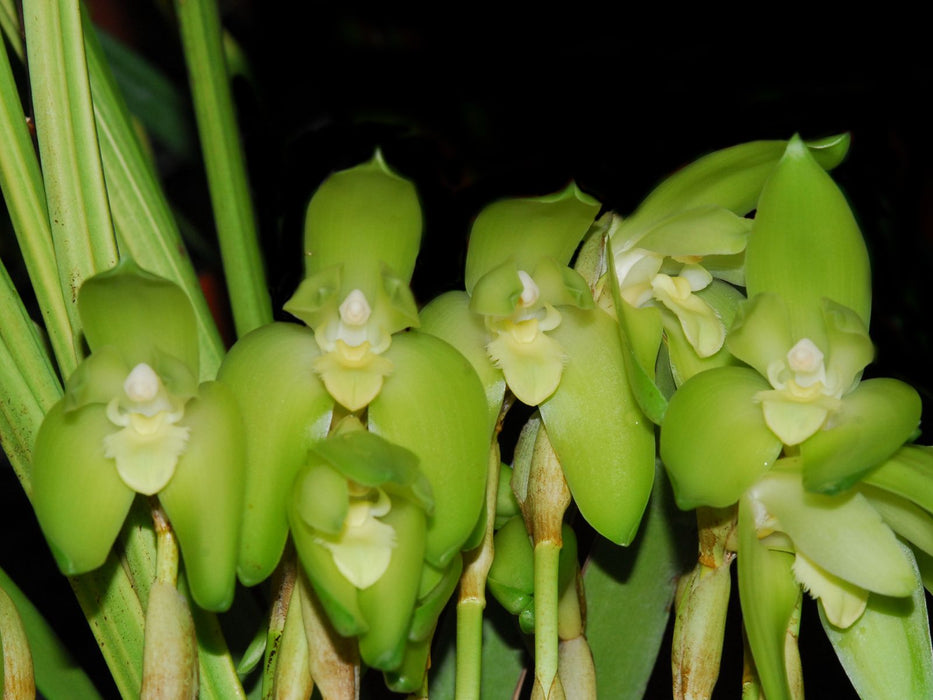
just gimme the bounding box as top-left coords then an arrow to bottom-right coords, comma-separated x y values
421,184 -> 655,546
31,260 -> 244,611
218,153 -> 489,600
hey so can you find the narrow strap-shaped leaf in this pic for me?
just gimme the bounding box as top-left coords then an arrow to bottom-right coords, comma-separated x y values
82,13 -> 225,379
0,31 -> 76,374
23,0 -> 118,335
174,0 -> 271,337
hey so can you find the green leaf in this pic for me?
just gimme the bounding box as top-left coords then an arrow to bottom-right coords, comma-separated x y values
745,135 -> 871,339
800,378 -> 922,494
0,567 -> 102,699
369,331 -> 489,568
660,366 -> 781,509
540,306 -> 655,545
464,183 -> 601,293
584,463 -> 693,699
820,543 -> 933,698
217,323 -> 333,586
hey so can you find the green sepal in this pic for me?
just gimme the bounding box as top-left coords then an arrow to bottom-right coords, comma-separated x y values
539,306 -> 655,545
31,402 -> 134,574
357,499 -> 426,670
409,555 -> 463,643
737,493 -> 799,700
750,469 -> 916,596
636,205 -> 751,257
800,378 -> 922,494
294,462 -> 349,535
303,151 -> 421,297
863,446 -> 933,516
217,322 -> 334,586
419,290 -> 506,436
464,183 -> 601,294
368,331 -> 488,568
664,279 -> 743,386
606,234 -> 667,424
78,259 -> 198,373
159,380 -> 244,612
745,135 -> 871,339
617,135 -> 850,240
820,542 -> 933,698
289,511 -> 368,637
488,516 -> 534,614
309,430 -> 433,512
660,367 -> 781,510
384,634 -> 432,694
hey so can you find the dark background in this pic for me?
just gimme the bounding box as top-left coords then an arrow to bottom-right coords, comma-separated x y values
3,3 -> 932,698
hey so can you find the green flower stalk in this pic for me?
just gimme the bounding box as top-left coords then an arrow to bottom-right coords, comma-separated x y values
30,260 -> 245,612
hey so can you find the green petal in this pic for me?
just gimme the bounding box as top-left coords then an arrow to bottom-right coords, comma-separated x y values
312,348 -> 393,412
357,499 -> 426,670
652,276 -> 724,358
863,445 -> 933,516
368,331 -> 488,568
660,367 -> 781,509
750,469 -> 916,596
822,298 -> 874,393
532,257 -> 594,310
726,293 -> 793,379
745,136 -> 871,338
820,542 -> 933,699
282,264 -> 342,329
63,345 -> 128,410
310,430 -> 432,512
800,378 -> 922,493
637,205 -> 751,257
104,414 -> 188,495
371,263 -> 421,334
540,307 -> 655,545
217,323 -> 334,586
737,493 -> 800,700
32,402 -> 134,574
792,551 -> 867,628
159,381 -> 245,611
605,235 -> 667,423
303,151 -> 421,297
78,259 -> 198,373
418,291 -> 505,435
469,259 -> 524,316
294,462 -> 349,535
760,397 -> 830,447
464,183 -> 600,294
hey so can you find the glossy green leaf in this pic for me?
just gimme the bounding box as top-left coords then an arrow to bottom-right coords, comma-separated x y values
419,290 -> 506,435
584,464 -> 693,699
303,151 -> 421,297
745,136 -> 871,339
540,306 -> 655,545
159,381 -> 245,611
31,401 -> 135,574
369,330 -> 488,568
820,543 -> 933,698
217,322 -> 333,586
660,366 -> 781,510
357,500 -> 426,670
737,494 -> 799,700
800,378 -> 922,494
464,183 -> 600,293
750,469 -> 916,596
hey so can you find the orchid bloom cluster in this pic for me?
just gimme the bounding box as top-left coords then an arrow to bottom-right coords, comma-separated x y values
216,153 -> 489,688
31,260 -> 244,612
659,136 -> 930,698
